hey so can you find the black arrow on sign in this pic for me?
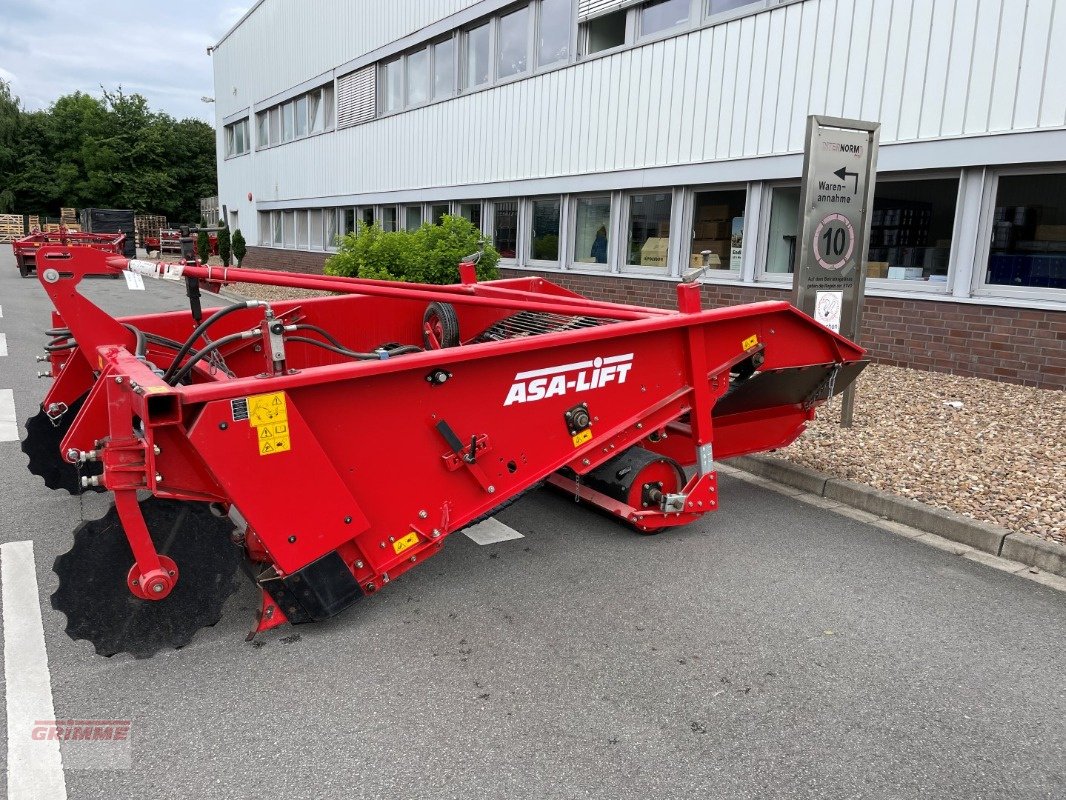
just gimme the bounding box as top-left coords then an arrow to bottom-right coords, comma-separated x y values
834,166 -> 859,194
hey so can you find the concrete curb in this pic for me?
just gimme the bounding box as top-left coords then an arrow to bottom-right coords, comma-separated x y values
728,454 -> 1066,579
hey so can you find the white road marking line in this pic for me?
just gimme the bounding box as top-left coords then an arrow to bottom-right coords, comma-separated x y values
463,517 -> 525,546
0,389 -> 17,442
0,304 -> 4,316
0,332 -> 7,356
2,541 -> 68,800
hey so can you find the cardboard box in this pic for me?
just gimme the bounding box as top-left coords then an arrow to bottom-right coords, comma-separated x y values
695,204 -> 730,222
1036,224 -> 1066,242
692,239 -> 729,259
887,266 -> 924,280
694,220 -> 729,239
690,252 -> 722,268
867,261 -> 889,279
640,237 -> 669,268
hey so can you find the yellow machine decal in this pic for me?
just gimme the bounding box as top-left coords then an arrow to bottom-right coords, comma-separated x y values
572,429 -> 593,447
247,392 -> 291,456
742,334 -> 759,351
393,532 -> 419,555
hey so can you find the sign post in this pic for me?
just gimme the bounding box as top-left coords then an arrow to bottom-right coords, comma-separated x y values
792,116 -> 880,427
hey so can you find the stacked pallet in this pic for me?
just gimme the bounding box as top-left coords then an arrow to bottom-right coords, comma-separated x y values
60,207 -> 77,226
135,214 -> 166,245
0,214 -> 23,242
28,215 -> 40,231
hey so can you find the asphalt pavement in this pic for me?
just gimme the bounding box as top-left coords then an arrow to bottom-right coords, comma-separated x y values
0,249 -> 1063,800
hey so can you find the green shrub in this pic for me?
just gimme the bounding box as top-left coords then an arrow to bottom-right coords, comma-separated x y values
231,228 -> 246,266
196,230 -> 210,263
325,215 -> 499,283
218,223 -> 232,266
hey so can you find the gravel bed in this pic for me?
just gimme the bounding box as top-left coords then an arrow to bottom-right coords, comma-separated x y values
779,364 -> 1066,544
219,277 -> 1066,543
223,282 -> 336,302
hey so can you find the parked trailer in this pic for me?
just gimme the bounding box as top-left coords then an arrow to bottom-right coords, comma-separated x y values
24,245 -> 866,657
12,230 -> 126,277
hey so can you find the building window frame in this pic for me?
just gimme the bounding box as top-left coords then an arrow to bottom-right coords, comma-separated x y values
526,195 -> 565,267
567,192 -> 615,271
621,189 -> 677,276
973,164 -> 1066,302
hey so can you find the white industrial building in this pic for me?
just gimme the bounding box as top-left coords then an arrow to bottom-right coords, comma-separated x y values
212,0 -> 1066,388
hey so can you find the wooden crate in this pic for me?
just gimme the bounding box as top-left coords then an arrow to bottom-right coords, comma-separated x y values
135,214 -> 167,244
0,214 -> 23,242
60,207 -> 77,225
28,215 -> 40,231
44,223 -> 62,233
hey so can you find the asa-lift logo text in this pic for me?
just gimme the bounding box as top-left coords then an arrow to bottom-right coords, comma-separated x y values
504,354 -> 634,406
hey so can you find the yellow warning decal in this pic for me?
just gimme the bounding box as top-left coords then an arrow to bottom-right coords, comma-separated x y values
572,429 -> 593,447
256,423 -> 291,456
247,391 -> 288,425
742,334 -> 759,351
247,391 -> 291,456
393,531 -> 419,555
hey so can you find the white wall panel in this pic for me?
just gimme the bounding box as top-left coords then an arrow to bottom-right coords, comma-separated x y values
217,0 -> 1066,222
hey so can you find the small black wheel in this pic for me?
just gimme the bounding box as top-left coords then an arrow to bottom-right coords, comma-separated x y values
422,302 -> 460,349
17,256 -> 31,278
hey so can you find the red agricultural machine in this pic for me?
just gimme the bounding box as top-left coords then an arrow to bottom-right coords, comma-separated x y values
24,245 -> 866,657
12,229 -> 126,277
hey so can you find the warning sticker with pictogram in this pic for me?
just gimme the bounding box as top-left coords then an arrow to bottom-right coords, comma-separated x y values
245,392 -> 292,456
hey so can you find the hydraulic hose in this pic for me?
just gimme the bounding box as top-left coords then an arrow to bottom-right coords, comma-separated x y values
284,335 -> 421,361
162,301 -> 265,383
167,330 -> 252,386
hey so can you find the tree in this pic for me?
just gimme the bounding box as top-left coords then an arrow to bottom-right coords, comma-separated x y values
217,222 -> 231,266
325,215 -> 499,284
196,230 -> 210,263
231,229 -> 247,266
0,80 -> 216,221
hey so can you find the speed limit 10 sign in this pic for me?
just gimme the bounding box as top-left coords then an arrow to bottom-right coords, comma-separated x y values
792,116 -> 880,343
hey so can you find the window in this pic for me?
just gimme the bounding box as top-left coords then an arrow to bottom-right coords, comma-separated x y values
431,203 -> 450,225
309,209 -> 324,249
459,202 -> 482,229
465,23 -> 491,89
382,206 -> 398,232
985,172 -> 1066,290
308,89 -> 324,132
627,192 -> 672,268
434,39 -> 456,98
765,186 -> 800,275
640,0 -> 689,37
586,10 -> 627,54
530,198 -> 561,261
325,210 -> 339,248
296,211 -> 309,249
294,94 -> 308,137
407,48 -> 430,105
361,207 -> 375,228
706,0 -> 762,17
494,201 -> 518,258
343,209 -> 356,235
256,113 -> 268,148
225,119 -> 249,157
538,0 -> 571,66
573,196 -> 611,266
282,102 -> 294,142
497,7 -> 530,80
282,211 -> 295,248
691,189 -> 745,271
384,59 -> 403,112
405,206 -> 423,231
868,177 -> 958,283
268,107 -> 281,144
272,212 -> 283,246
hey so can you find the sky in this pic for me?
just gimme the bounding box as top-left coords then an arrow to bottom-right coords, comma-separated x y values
0,1 -> 253,122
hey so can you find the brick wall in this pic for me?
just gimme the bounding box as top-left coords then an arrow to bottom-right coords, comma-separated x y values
243,246 -> 328,274
240,248 -> 1064,390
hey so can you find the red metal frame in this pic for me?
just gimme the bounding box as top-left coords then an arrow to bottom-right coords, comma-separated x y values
12,230 -> 125,276
30,245 -> 867,636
